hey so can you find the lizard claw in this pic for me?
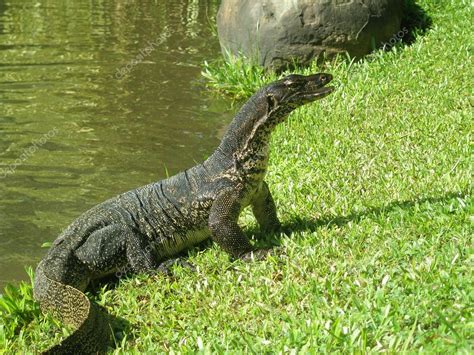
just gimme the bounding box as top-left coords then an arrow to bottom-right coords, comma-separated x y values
155,258 -> 196,275
239,247 -> 275,261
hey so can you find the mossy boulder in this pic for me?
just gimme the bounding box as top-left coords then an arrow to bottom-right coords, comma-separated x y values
217,0 -> 403,70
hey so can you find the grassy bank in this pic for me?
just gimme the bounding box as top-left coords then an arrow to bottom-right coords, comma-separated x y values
1,0 -> 472,352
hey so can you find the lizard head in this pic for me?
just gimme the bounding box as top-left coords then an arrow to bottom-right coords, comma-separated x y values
265,73 -> 334,111
217,73 -> 334,161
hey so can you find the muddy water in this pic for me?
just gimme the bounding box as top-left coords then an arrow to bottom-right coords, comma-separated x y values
0,0 -> 231,287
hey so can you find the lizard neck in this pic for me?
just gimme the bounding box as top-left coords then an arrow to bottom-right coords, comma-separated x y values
212,91 -> 276,179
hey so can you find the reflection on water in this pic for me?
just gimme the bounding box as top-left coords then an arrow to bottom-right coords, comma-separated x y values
0,0 -> 230,287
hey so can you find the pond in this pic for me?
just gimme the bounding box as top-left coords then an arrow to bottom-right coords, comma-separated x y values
0,0 -> 230,288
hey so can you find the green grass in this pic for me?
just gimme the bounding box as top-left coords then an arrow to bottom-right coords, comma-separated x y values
1,0 -> 473,353
202,52 -> 278,99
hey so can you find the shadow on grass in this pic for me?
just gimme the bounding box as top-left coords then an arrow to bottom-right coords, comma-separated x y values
253,191 -> 468,247
86,288 -> 134,350
104,307 -> 133,351
401,0 -> 433,46
292,190 -> 466,232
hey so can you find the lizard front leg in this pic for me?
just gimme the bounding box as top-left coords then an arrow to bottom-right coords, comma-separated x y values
208,189 -> 253,258
209,189 -> 272,260
251,180 -> 281,233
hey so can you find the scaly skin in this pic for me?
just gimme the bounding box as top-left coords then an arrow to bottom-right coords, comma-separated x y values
33,73 -> 334,353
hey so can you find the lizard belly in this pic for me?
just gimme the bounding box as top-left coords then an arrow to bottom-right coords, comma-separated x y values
158,227 -> 211,258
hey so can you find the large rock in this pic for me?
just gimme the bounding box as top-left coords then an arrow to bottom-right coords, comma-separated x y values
217,0 -> 403,70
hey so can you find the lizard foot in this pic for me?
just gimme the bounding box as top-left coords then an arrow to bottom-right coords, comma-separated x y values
239,248 -> 276,262
155,258 -> 196,276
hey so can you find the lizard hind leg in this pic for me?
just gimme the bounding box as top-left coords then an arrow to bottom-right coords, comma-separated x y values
74,224 -> 156,278
125,230 -> 161,274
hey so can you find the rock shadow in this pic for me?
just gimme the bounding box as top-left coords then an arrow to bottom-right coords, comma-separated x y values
400,0 -> 433,46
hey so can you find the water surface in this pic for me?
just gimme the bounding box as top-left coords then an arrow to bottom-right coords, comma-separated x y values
0,0 -> 230,288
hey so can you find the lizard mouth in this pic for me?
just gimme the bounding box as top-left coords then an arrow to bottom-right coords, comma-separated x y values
302,73 -> 334,101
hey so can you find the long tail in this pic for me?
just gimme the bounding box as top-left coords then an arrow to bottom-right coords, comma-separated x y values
34,261 -> 111,354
